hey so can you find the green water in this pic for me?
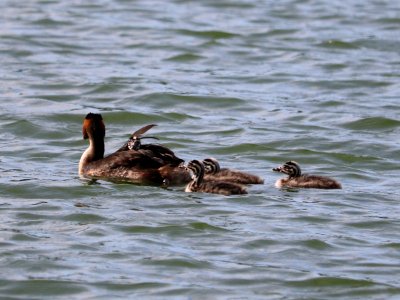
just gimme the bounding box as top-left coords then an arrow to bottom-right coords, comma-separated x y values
1,0 -> 400,299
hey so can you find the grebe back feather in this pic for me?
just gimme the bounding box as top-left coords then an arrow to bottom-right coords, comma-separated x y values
117,124 -> 158,152
202,157 -> 264,184
116,124 -> 184,167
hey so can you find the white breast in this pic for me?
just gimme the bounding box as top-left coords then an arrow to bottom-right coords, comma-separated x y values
274,179 -> 284,188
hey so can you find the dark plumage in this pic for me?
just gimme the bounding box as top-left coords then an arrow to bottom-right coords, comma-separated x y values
116,124 -> 184,167
185,160 -> 247,196
272,161 -> 342,189
202,157 -> 264,184
79,113 -> 191,185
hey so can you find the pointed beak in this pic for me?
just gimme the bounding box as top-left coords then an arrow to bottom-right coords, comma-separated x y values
272,166 -> 283,172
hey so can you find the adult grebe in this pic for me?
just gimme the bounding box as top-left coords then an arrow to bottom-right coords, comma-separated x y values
78,113 -> 191,185
272,161 -> 342,189
185,160 -> 247,196
202,157 -> 264,184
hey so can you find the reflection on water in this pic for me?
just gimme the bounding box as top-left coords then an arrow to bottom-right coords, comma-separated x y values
1,0 -> 400,298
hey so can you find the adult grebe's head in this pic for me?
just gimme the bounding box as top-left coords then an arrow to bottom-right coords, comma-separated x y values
273,161 -> 301,178
202,157 -> 220,174
82,113 -> 105,140
79,113 -> 106,174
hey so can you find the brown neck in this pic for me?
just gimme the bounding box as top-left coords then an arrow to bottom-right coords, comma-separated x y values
90,134 -> 105,161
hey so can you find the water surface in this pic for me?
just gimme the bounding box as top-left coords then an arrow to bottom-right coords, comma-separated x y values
1,0 -> 400,299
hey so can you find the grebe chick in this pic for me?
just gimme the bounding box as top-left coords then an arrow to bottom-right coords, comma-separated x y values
79,113 -> 191,185
117,124 -> 158,151
272,161 -> 341,189
202,157 -> 264,184
117,124 -> 184,167
185,160 -> 247,196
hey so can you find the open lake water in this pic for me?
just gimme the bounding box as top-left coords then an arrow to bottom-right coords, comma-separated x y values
1,0 -> 400,299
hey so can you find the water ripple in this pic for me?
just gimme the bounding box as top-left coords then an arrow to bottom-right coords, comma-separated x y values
1,0 -> 400,298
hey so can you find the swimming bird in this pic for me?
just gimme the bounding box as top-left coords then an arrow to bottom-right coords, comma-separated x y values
185,160 -> 248,196
117,124 -> 158,151
272,161 -> 341,189
116,124 -> 184,167
78,113 -> 191,185
202,157 -> 264,184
